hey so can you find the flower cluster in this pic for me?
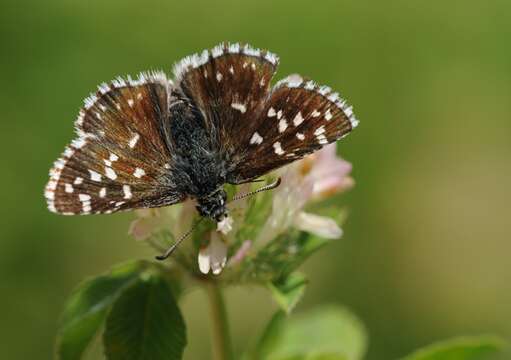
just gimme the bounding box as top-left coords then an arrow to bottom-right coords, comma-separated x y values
129,144 -> 354,280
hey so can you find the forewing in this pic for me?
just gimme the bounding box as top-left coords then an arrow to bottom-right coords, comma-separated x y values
45,71 -> 185,215
229,75 -> 359,183
173,42 -> 279,153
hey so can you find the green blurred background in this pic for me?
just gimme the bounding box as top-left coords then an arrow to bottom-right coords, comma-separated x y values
1,0 -> 510,359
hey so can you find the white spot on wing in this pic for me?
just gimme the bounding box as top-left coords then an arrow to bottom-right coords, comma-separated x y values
228,43 -> 240,53
264,51 -> 279,65
317,134 -> 328,144
74,177 -> 83,185
133,167 -> 146,178
123,185 -> 132,199
285,74 -> 303,88
311,110 -> 321,117
63,147 -> 74,158
318,85 -> 331,95
105,167 -> 117,180
127,99 -> 134,107
314,126 -> 326,136
99,187 -> 106,198
47,180 -> 57,191
216,72 -> 223,82
328,92 -> 339,102
243,44 -> 261,57
79,194 -> 91,202
45,190 -> 54,200
82,202 -> 91,213
229,66 -> 234,74
88,170 -> 102,182
129,133 -> 140,148
231,102 -> 247,113
250,132 -> 263,145
296,133 -> 305,140
212,45 -> 224,58
65,183 -> 74,193
109,153 -> 119,162
273,141 -> 284,155
325,109 -> 333,121
267,107 -> 277,117
304,80 -> 315,90
278,119 -> 288,133
72,138 -> 86,149
293,112 -> 304,126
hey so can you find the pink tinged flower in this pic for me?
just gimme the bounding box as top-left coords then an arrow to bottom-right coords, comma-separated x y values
217,216 -> 233,235
228,240 -> 252,266
305,144 -> 354,200
198,232 -> 227,275
293,212 -> 343,239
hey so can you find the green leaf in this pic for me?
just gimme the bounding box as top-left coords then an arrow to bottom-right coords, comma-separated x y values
268,272 -> 308,314
400,335 -> 506,360
103,273 -> 186,360
251,305 -> 366,360
56,261 -> 150,360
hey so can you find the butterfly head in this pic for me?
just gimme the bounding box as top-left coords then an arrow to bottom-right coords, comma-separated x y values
196,188 -> 228,222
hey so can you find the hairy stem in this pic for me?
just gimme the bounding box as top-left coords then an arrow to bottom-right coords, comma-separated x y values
206,281 -> 233,360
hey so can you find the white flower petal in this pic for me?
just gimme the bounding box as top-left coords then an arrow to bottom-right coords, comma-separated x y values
217,216 -> 233,234
198,233 -> 228,275
209,233 -> 227,275
198,248 -> 211,274
228,240 -> 252,266
294,212 -> 343,239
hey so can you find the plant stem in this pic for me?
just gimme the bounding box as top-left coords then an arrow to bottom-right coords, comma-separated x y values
206,280 -> 233,360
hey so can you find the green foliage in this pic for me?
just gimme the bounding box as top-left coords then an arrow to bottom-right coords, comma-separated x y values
56,261 -> 151,360
400,336 -> 506,360
251,305 -> 367,360
55,249 -> 505,360
56,261 -> 185,360
103,274 -> 186,360
267,272 -> 308,314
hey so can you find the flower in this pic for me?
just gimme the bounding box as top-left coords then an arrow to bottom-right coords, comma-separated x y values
217,216 -> 233,235
303,143 -> 354,200
294,212 -> 343,239
257,144 -> 350,245
228,240 -> 252,266
198,232 -> 228,275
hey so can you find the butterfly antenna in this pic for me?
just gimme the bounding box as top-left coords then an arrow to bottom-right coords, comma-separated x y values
231,177 -> 282,202
155,218 -> 204,260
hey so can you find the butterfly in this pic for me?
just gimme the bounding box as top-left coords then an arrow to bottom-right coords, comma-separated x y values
45,42 -> 358,228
